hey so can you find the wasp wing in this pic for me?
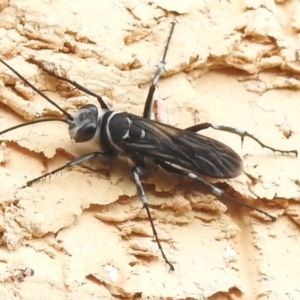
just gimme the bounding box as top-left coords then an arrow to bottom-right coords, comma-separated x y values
111,113 -> 243,179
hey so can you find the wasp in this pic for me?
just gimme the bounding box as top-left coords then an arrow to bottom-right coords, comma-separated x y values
0,21 -> 297,271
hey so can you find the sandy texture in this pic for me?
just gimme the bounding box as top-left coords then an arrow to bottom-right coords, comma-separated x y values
0,0 -> 299,299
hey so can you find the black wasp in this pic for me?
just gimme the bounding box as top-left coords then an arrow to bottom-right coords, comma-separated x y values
0,21 -> 297,271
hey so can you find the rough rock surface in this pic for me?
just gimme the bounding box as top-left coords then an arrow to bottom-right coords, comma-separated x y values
0,1 -> 299,299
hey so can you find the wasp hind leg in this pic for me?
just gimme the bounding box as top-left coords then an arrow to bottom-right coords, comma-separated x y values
157,160 -> 276,222
186,122 -> 298,156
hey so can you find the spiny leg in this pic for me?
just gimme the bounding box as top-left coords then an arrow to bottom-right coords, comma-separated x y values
29,59 -> 109,109
25,151 -> 114,186
185,123 -> 298,156
132,165 -> 174,271
143,21 -> 176,119
158,160 -> 276,221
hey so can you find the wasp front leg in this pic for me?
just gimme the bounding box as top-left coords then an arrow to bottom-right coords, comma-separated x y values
25,151 -> 115,187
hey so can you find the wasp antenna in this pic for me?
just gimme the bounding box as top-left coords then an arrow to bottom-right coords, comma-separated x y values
0,118 -> 69,136
29,59 -> 110,110
0,58 -> 74,121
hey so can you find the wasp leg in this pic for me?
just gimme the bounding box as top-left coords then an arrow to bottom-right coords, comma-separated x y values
157,160 -> 276,222
132,165 -> 175,271
25,151 -> 114,186
143,21 -> 176,120
185,122 -> 298,156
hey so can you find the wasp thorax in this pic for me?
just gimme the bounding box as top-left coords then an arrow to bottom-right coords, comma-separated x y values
68,104 -> 99,142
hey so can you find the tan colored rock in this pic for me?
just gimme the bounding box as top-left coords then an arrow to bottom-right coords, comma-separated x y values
0,1 -> 299,299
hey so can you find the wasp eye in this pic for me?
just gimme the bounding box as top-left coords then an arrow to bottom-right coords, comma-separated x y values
76,123 -> 96,142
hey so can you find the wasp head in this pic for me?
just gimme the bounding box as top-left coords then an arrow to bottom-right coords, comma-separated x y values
68,104 -> 101,143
